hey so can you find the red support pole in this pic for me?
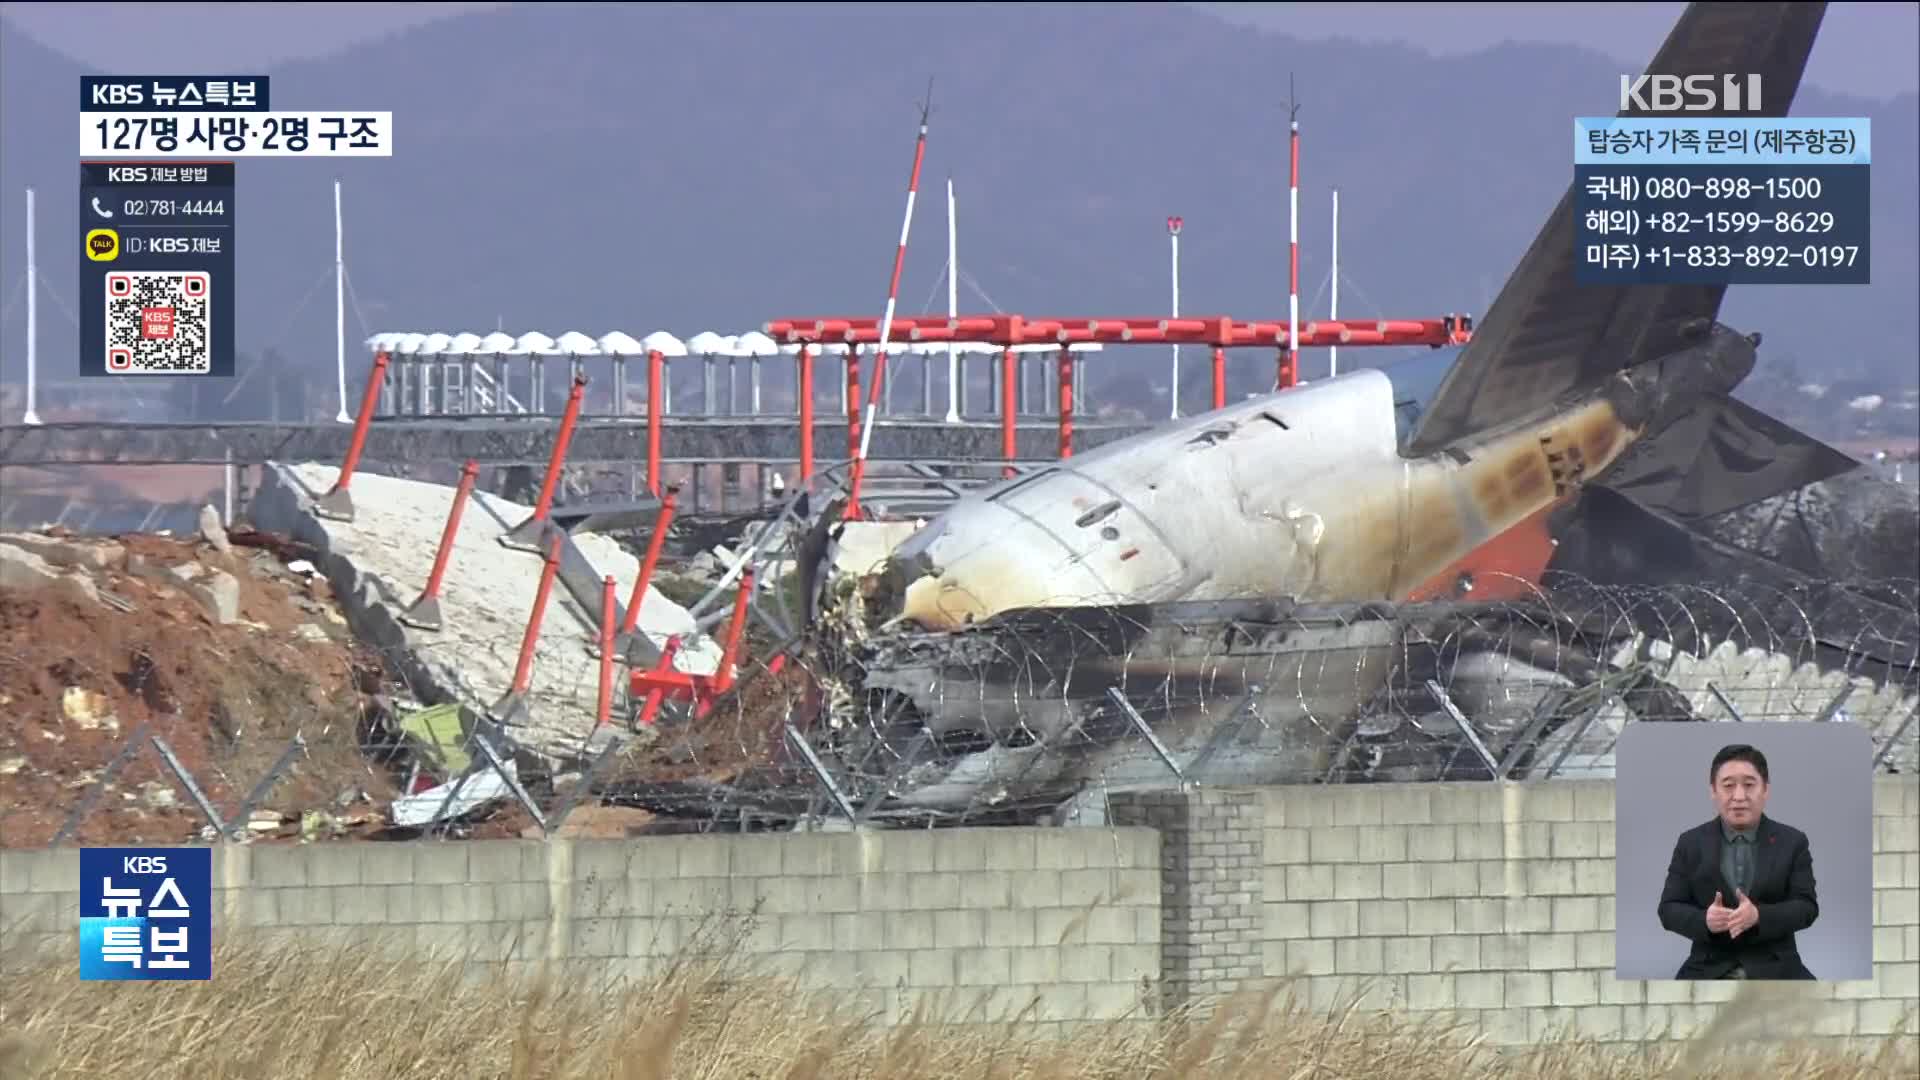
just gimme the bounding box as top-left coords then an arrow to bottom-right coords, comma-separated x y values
712,568 -> 756,695
508,535 -> 564,697
1057,346 -> 1074,460
1375,319 -> 1429,335
845,459 -> 867,521
421,460 -> 477,601
646,349 -> 664,497
797,345 -> 815,483
531,374 -> 587,524
315,351 -> 391,521
775,315 -> 1465,354
1212,346 -> 1227,410
619,487 -> 678,638
1001,346 -> 1017,479
595,575 -> 616,730
635,636 -> 682,727
501,372 -> 588,550
400,458 -> 479,631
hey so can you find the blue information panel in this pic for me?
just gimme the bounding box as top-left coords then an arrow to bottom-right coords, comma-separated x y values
1573,117 -> 1870,286
78,161 -> 236,377
79,847 -> 212,981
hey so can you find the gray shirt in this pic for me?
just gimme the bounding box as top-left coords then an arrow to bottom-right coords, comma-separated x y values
1721,820 -> 1759,898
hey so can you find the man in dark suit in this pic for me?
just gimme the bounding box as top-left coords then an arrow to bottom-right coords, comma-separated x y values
1657,743 -> 1820,980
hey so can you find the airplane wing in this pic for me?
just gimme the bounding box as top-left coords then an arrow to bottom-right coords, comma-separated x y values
1402,1 -> 1829,458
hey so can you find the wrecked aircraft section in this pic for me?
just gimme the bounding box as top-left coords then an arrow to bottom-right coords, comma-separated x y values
656,0 -> 1916,830
763,564 -> 1920,826
585,481 -> 1920,832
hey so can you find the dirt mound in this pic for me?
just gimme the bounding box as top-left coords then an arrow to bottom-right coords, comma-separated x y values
0,516 -> 814,845
0,526 -> 397,847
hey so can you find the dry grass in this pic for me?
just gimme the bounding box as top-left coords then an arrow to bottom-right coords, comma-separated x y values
1,920 -> 1914,1080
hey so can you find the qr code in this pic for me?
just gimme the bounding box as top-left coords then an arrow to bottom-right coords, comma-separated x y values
105,271 -> 212,374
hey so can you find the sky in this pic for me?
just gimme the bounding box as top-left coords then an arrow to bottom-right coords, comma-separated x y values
3,2 -> 1915,100
1196,2 -> 1918,100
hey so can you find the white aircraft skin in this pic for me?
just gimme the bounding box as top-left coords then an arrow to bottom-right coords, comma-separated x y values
874,364 -> 1639,633
838,359 -> 1631,797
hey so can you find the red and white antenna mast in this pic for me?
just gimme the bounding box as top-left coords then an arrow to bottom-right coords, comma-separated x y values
1284,77 -> 1300,390
1330,187 -> 1340,378
23,187 -> 39,426
944,175 -> 960,423
847,79 -> 934,521
1167,214 -> 1182,418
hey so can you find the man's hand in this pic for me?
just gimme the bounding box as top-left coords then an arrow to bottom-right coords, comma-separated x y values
1705,891 -> 1734,934
1727,890 -> 1760,938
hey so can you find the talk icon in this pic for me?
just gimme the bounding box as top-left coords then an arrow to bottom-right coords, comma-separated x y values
86,228 -> 120,262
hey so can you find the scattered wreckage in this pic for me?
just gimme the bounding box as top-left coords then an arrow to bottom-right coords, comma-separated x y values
563,478 -> 1916,833
369,0 -> 1919,833
599,1 -> 1918,829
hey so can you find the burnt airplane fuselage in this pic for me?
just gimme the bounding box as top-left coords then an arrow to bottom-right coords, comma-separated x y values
870,321 -> 1756,636
814,326 -> 1768,809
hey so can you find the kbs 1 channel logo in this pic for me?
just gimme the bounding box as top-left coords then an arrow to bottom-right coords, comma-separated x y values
78,847 -> 212,981
1619,73 -> 1764,113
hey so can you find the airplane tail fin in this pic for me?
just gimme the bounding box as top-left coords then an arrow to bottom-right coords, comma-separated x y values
1403,2 -> 1829,458
1595,394 -> 1859,521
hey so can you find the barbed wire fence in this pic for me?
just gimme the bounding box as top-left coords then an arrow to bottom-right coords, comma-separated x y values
768,566 -> 1920,826
11,477 -> 1917,847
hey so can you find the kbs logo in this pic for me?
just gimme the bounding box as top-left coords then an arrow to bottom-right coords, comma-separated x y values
1619,74 -> 1763,113
78,846 -> 212,981
89,82 -> 144,106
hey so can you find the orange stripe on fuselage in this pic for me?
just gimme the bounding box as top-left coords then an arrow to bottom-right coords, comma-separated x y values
1404,495 -> 1569,602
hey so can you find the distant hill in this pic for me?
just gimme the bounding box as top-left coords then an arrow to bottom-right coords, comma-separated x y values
2,3 -> 1914,435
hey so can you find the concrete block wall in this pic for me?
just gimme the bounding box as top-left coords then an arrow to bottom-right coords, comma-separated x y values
1251,777 -> 1920,1046
0,827 -> 1162,1026
5,779 -> 1914,1047
1110,788 -> 1263,1014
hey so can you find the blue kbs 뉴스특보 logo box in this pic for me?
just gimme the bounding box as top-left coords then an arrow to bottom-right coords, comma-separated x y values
78,847 -> 211,981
